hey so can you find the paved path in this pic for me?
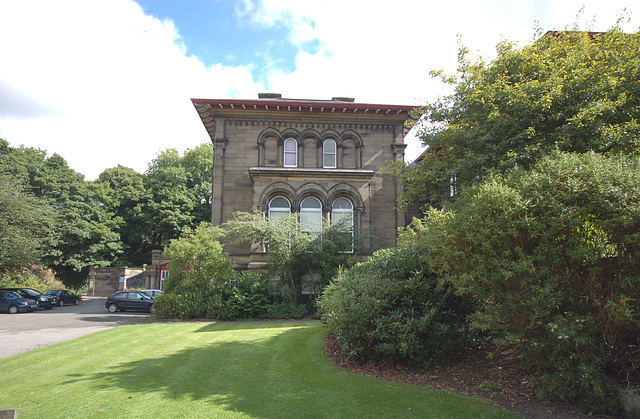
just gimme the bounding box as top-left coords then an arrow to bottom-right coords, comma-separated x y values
0,296 -> 152,359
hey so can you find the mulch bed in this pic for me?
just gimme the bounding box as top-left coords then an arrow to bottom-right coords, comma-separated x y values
324,334 -> 617,418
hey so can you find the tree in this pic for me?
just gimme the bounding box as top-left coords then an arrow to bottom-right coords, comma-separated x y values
141,145 -> 213,255
0,173 -> 55,277
223,211 -> 357,301
411,152 -> 640,413
392,28 -> 640,207
94,165 -> 150,266
161,223 -> 235,318
182,143 -> 213,223
0,140 -> 122,287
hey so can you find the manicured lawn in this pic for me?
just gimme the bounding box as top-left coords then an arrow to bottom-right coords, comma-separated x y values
0,322 -> 518,418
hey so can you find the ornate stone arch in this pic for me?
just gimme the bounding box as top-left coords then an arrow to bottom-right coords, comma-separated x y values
294,182 -> 329,210
300,129 -> 321,168
280,128 -> 302,145
258,182 -> 296,211
257,127 -> 281,166
257,127 -> 282,145
327,183 -> 365,210
338,130 -> 363,148
339,130 -> 363,168
300,128 -> 321,145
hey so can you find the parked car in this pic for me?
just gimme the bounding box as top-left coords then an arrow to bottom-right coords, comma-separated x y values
140,289 -> 164,298
0,288 -> 56,309
0,291 -> 38,314
105,291 -> 155,313
45,289 -> 81,306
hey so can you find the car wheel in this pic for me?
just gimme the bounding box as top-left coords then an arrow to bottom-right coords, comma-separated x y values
107,303 -> 118,313
148,305 -> 155,314
74,299 -> 80,305
8,305 -> 18,314
59,300 -> 64,307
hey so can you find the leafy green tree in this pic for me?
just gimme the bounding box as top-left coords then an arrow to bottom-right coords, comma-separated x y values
393,28 -> 640,207
161,223 -> 235,318
182,143 -> 213,223
411,152 -> 640,413
94,165 -> 150,266
0,140 -> 122,287
0,173 -> 55,278
141,145 -> 213,255
223,211 -> 357,301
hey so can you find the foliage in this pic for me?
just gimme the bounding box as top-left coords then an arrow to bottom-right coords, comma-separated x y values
265,302 -> 308,319
0,172 -> 55,277
318,245 -> 476,369
93,165 -> 150,266
220,272 -> 270,319
411,152 -> 640,413
223,211 -> 358,301
142,145 -> 213,254
0,267 -> 66,291
152,293 -> 181,319
0,140 -> 122,288
391,28 -> 640,207
162,223 -> 235,313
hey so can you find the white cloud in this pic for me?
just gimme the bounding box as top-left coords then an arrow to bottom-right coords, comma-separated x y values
248,0 -> 639,161
0,0 -> 637,178
0,0 -> 264,179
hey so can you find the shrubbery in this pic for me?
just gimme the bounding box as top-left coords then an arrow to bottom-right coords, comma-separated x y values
154,269 -> 312,321
154,225 -> 312,320
411,152 -> 640,413
318,246 -> 476,369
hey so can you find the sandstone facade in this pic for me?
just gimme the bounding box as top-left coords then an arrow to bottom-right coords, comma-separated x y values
192,95 -> 417,269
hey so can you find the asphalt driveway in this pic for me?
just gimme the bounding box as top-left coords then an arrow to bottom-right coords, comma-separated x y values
0,296 -> 153,359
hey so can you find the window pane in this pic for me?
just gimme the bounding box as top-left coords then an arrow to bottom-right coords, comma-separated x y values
271,197 -> 290,208
323,139 -> 336,168
332,198 -> 352,210
300,197 -> 322,232
269,197 -> 291,221
301,198 -> 322,208
284,138 -> 297,167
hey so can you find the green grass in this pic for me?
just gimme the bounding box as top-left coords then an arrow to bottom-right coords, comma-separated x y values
0,322 -> 518,418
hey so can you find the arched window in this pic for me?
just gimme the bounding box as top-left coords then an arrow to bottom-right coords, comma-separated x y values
283,138 -> 297,167
268,196 -> 291,221
300,197 -> 323,233
323,139 -> 337,168
332,198 -> 354,252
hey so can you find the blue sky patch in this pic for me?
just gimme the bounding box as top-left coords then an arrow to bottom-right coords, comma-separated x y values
136,0 -> 305,83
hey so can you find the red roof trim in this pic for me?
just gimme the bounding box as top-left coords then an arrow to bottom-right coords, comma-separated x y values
191,98 -> 417,116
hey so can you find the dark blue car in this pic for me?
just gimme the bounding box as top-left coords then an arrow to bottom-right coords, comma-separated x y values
0,291 -> 38,314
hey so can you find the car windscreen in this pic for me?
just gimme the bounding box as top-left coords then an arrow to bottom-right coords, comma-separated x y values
4,292 -> 21,299
22,289 -> 41,297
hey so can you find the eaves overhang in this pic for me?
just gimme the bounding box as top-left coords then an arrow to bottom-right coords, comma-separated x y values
192,98 -> 420,140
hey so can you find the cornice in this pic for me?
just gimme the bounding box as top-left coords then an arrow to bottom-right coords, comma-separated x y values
192,99 -> 419,140
249,167 -> 375,180
224,118 -> 397,134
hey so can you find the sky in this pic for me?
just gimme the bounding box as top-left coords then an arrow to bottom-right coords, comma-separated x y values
0,0 -> 638,180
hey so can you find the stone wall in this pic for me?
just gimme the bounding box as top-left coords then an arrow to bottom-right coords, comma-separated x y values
87,266 -> 145,297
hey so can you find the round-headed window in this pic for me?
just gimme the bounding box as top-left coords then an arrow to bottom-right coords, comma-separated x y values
300,197 -> 323,233
268,196 -> 291,221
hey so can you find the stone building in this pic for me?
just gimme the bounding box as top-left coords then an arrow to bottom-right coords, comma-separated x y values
191,94 -> 417,270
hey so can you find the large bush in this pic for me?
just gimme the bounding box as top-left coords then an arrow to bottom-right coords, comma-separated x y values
318,246 -> 475,369
155,223 -> 235,318
415,152 -> 640,413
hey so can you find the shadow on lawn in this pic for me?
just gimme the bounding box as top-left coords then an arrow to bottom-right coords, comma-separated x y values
63,323 -> 338,416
